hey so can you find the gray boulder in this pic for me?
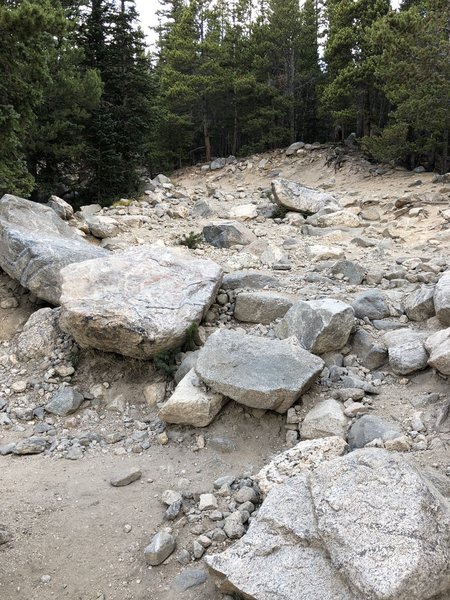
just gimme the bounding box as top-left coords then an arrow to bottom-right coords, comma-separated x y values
276,299 -> 354,354
16,308 -> 61,361
234,291 -> 295,324
85,215 -> 119,239
348,414 -> 401,449
144,531 -> 176,566
13,437 -> 47,455
404,285 -> 435,321
434,271 -> 450,325
45,387 -> 84,416
383,329 -> 428,375
0,194 -> 109,304
300,399 -> 348,440
203,221 -> 257,248
207,449 -> 450,600
286,141 -> 305,155
59,245 -> 222,359
195,330 -> 324,413
352,290 -> 390,320
331,260 -> 365,285
426,328 -> 450,375
47,195 -> 74,220
222,270 -> 280,290
271,178 -> 339,215
351,329 -> 388,370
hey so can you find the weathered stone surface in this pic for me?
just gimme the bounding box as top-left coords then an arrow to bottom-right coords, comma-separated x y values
208,449 -> 450,600
404,285 -> 435,321
310,449 -> 450,600
352,290 -> 390,320
234,291 -> 295,324
0,526 -> 12,545
173,569 -> 208,592
254,436 -> 347,497
45,387 -> 84,416
383,329 -> 428,375
16,308 -> 61,361
271,178 -> 339,215
348,415 -> 401,449
434,271 -> 450,325
307,245 -> 345,262
159,369 -> 226,427
316,210 -> 360,228
144,531 -> 176,566
0,194 -> 109,304
229,204 -> 258,220
195,330 -> 324,413
301,399 -> 348,440
331,260 -> 365,284
276,299 -> 354,354
221,270 -> 279,290
286,141 -> 305,155
110,469 -> 142,487
59,245 -> 222,358
13,437 -> 47,455
174,350 -> 200,385
85,215 -> 119,239
203,221 -> 257,248
47,195 -> 74,220
426,327 -> 450,375
351,329 -> 388,370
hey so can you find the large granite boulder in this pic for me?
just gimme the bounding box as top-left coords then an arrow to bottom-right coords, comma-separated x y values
383,329 -> 428,375
207,449 -> 450,600
59,245 -> 223,358
276,299 -> 354,354
203,221 -> 257,248
271,178 -> 339,215
195,330 -> 324,413
0,194 -> 108,304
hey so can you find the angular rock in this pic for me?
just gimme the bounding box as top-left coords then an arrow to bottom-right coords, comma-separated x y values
159,369 -> 226,427
434,271 -> 450,325
0,526 -> 12,546
229,204 -> 258,220
45,387 -> 84,416
174,350 -> 200,385
85,215 -> 119,239
307,245 -> 345,262
110,469 -> 142,487
271,178 -> 339,215
13,437 -> 47,455
203,221 -> 257,248
234,291 -> 295,324
222,270 -> 280,290
195,330 -> 324,413
301,399 -> 348,440
404,285 -> 435,321
255,436 -> 347,497
208,449 -> 450,600
276,299 -> 354,354
0,194 -> 109,304
351,329 -> 388,370
286,141 -> 305,155
144,531 -> 176,566
173,569 -> 208,592
352,290 -> 390,320
59,245 -> 222,358
426,328 -> 450,375
316,210 -> 360,228
331,260 -> 365,285
223,512 -> 245,539
16,308 -> 61,361
47,195 -> 74,220
383,329 -> 428,375
348,415 -> 401,449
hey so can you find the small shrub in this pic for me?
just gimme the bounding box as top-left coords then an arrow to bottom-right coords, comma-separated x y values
270,204 -> 288,219
179,231 -> 203,249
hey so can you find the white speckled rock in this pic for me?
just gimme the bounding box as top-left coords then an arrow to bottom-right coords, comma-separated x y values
271,179 -> 339,215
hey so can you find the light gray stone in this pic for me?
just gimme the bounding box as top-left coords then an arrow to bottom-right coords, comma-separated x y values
276,299 -> 354,354
351,329 -> 388,370
85,215 -> 119,239
16,308 -> 61,361
383,330 -> 428,375
222,271 -> 280,290
331,260 -> 365,285
59,245 -> 222,358
434,271 -> 450,325
45,387 -> 84,416
271,178 -> 339,215
425,328 -> 450,375
174,351 -> 200,385
223,512 -> 245,539
352,290 -> 390,320
144,531 -> 176,566
13,437 -> 47,455
159,369 -> 225,427
234,291 -> 295,324
47,195 -> 74,220
404,285 -> 435,321
301,399 -> 348,440
195,330 -> 324,413
203,221 -> 257,248
110,469 -> 142,487
348,415 -> 401,449
286,141 -> 305,155
0,194 -> 109,304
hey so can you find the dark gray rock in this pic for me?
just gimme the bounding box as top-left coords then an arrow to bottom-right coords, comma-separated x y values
0,526 -> 12,545
45,387 -> 84,416
348,415 -> 401,449
203,221 -> 257,248
0,194 -> 109,304
110,469 -> 142,487
173,569 -> 208,591
331,260 -> 365,285
351,329 -> 388,370
13,437 -> 47,455
352,290 -> 390,320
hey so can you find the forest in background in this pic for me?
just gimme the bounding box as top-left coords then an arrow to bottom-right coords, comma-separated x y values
0,0 -> 449,205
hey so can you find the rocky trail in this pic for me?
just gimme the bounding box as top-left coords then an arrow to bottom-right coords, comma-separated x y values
1,144 -> 450,600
